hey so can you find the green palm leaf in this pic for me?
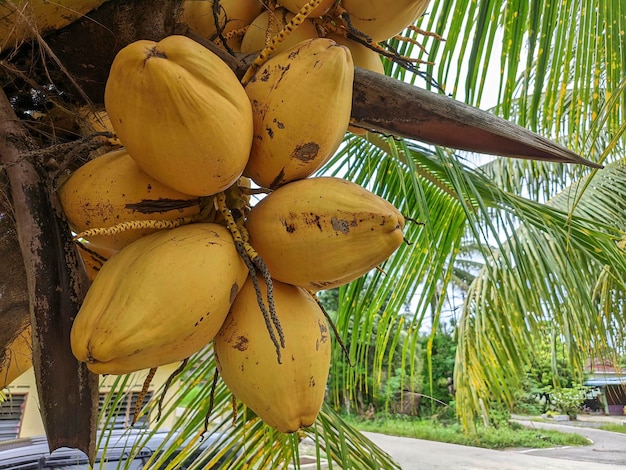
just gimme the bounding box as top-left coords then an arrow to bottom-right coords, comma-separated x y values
97,346 -> 400,469
408,0 -> 625,200
456,159 -> 626,427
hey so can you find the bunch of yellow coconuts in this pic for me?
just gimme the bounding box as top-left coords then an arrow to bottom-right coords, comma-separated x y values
61,0 -> 425,434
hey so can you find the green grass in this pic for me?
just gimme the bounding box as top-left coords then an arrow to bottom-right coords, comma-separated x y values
343,415 -> 591,449
599,423 -> 626,434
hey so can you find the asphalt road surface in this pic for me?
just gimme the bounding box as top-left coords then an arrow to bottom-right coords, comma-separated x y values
364,422 -> 626,469
511,419 -> 626,467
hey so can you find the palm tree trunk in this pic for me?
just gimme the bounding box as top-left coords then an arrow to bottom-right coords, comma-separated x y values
0,89 -> 99,462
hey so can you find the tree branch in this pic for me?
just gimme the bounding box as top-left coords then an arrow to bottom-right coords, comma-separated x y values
350,69 -> 600,168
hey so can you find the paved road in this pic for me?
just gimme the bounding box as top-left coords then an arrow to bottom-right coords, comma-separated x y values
363,426 -> 626,470
511,419 -> 626,466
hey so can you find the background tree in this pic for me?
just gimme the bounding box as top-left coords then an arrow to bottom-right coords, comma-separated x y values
419,320 -> 457,416
321,285 -> 423,416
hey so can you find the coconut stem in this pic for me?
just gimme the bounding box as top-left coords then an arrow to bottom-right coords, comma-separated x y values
240,0 -> 325,85
215,192 -> 285,363
131,367 -> 157,426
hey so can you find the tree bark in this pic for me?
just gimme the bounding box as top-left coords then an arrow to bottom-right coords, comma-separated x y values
43,0 -> 186,103
0,91 -> 98,462
0,215 -> 29,351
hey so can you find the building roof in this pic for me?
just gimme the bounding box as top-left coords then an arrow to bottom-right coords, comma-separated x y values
584,357 -> 625,374
584,377 -> 626,387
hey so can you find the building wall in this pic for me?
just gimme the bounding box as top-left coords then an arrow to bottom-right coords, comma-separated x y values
3,363 -> 182,438
605,385 -> 626,415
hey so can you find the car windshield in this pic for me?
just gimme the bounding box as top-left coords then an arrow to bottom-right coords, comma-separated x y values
0,430 -> 155,470
0,429 -> 231,470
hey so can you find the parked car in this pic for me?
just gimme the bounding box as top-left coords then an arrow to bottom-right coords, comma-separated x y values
0,428 -> 231,469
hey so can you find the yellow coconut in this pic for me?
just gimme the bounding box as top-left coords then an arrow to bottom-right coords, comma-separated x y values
341,0 -> 431,42
77,107 -> 122,147
240,8 -> 318,55
245,177 -> 405,290
104,35 -> 253,196
181,0 -> 264,50
75,241 -> 118,282
214,277 -> 331,433
244,38 -> 353,189
0,326 -> 32,389
58,148 -> 200,251
71,223 -> 248,375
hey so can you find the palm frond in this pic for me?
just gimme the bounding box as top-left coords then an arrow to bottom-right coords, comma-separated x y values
322,134 -> 467,413
416,1 -> 625,135
392,1 -> 626,206
97,346 -> 401,470
455,159 -> 626,427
